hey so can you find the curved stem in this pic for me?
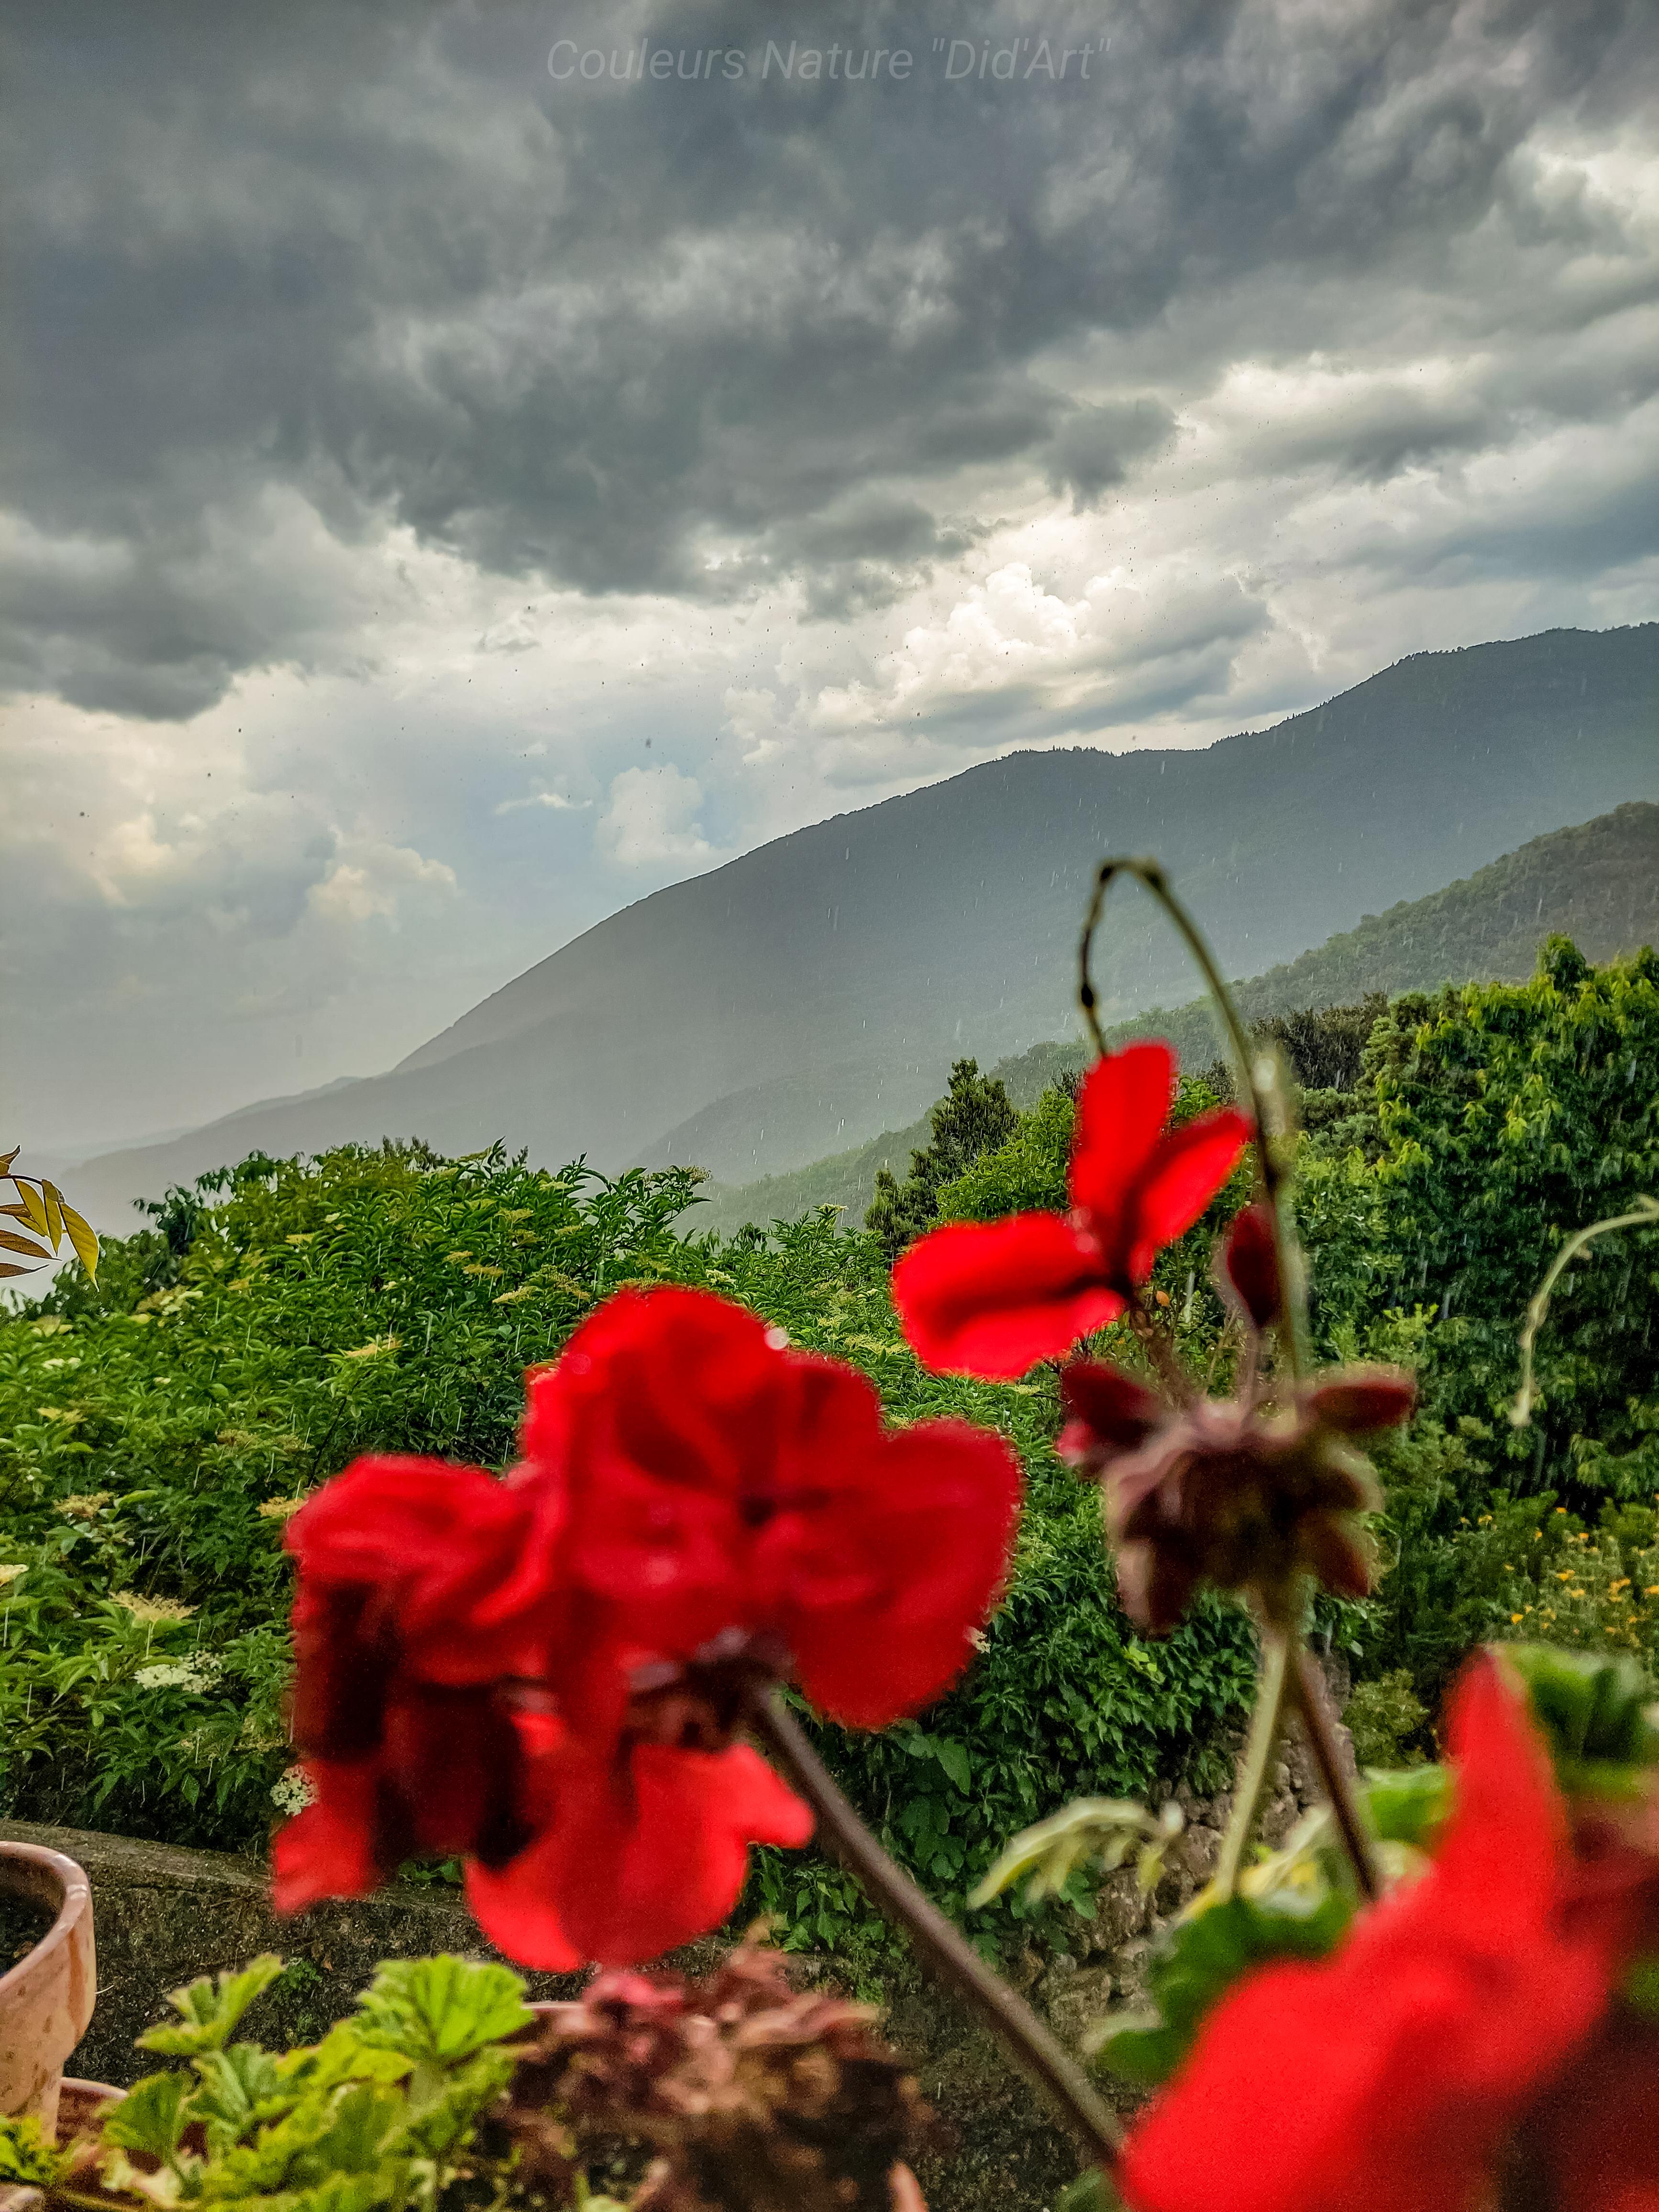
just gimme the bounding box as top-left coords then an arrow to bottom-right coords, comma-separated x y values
1290,1648 -> 1379,1903
746,1687 -> 1122,2163
1125,1293 -> 1199,1405
1511,1196 -> 1659,1429
1213,1621 -> 1292,1900
1078,858 -> 1308,1380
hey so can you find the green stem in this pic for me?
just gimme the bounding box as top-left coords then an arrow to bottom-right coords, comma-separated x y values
1077,858 -> 1308,1380
1213,1622 -> 1292,1900
746,1688 -> 1122,2163
1290,1648 -> 1379,1902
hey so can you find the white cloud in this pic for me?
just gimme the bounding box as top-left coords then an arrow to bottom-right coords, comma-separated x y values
493,789 -> 592,816
597,763 -> 715,868
307,843 -> 456,926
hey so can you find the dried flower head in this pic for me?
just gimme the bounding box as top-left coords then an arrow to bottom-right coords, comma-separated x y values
504,1947 -> 938,2212
1060,1360 -> 1414,1632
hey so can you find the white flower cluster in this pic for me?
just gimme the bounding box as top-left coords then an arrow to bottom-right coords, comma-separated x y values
270,1763 -> 318,1816
134,1653 -> 224,1693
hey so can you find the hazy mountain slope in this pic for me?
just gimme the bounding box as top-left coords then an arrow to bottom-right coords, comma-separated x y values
53,626 -> 1659,1232
693,800 -> 1659,1234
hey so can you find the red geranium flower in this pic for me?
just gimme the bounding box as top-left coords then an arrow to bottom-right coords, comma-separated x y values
274,1290 -> 1022,1972
1118,1654 -> 1642,2212
521,1285 -> 1022,1730
272,1455 -> 564,1925
891,1043 -> 1250,1379
465,1728 -> 812,1968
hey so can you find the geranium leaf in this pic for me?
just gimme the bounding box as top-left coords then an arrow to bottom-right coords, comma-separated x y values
1504,1643 -> 1659,1796
353,1956 -> 532,2067
1091,1890 -> 1352,2088
138,1953 -> 286,2055
101,2070 -> 191,2160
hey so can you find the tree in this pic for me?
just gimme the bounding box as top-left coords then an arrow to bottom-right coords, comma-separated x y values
865,1060 -> 1019,1259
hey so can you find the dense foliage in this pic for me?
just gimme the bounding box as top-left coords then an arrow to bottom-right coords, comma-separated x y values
2,937 -> 1654,1951
0,1140 -> 1254,1957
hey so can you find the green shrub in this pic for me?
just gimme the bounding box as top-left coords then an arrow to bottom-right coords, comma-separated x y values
1342,1670 -> 1429,1770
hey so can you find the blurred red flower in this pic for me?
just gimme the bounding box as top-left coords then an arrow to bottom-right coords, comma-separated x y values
271,1454 -> 566,1935
274,1289 -> 1020,1969
1118,1654 -> 1649,2212
465,1731 -> 812,1968
521,1285 -> 1022,1729
891,1043 -> 1249,1379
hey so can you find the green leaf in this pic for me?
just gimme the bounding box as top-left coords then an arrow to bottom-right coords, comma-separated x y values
1362,1764 -> 1451,1850
314,2081 -> 406,2174
1504,1644 -> 1659,1797
352,1956 -> 532,2068
1623,1956 -> 1659,2021
935,1738 -> 972,1792
0,2115 -> 69,2187
139,1953 -> 287,2056
1093,1889 -> 1352,2088
1055,2166 -> 1128,2212
969,1797 -> 1171,1909
101,2069 -> 191,2161
190,2042 -> 288,2152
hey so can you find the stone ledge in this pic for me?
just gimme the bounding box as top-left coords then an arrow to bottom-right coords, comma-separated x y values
1,1821 -> 586,2087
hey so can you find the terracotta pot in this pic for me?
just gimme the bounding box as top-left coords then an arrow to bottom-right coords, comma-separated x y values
0,1843 -> 98,2136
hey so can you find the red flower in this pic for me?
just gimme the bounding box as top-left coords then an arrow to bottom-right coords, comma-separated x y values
274,1289 -> 1022,1972
1118,1655 -> 1637,2212
892,1043 -> 1250,1379
272,1455 -> 565,1928
465,1733 -> 812,1968
521,1285 -> 1022,1729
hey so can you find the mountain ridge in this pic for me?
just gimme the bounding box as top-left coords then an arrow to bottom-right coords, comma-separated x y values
689,798 -> 1659,1235
39,624 -> 1659,1232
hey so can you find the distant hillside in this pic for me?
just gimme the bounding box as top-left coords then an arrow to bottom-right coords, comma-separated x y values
693,801 -> 1659,1234
55,626 -> 1659,1231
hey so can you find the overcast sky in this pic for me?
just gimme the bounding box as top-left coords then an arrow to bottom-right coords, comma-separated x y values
3,0 -> 1657,1154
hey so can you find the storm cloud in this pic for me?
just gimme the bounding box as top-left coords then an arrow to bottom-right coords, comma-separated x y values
3,0 -> 1658,1148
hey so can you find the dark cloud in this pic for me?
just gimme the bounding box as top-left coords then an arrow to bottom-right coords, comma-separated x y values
1042,398 -> 1178,505
1,0 -> 1656,715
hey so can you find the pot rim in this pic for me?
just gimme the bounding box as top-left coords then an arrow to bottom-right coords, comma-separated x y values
0,1842 -> 92,2008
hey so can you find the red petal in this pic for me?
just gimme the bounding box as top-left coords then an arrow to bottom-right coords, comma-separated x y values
787,1417 -> 1022,1727
1119,1654 -> 1616,2212
551,1743 -> 813,1967
271,1762 -> 383,1915
1069,1043 -> 1178,1221
523,1286 -> 788,1648
892,1214 -> 1123,1379
1059,1359 -> 1163,1449
1128,1109 -> 1251,1279
1305,1368 -> 1417,1436
464,1851 -> 582,1971
286,1455 -> 556,1682
1220,1204 -> 1282,1331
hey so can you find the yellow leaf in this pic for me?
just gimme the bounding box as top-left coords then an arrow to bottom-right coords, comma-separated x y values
0,1146 -> 17,1174
40,1181 -> 65,1250
56,1199 -> 100,1285
12,1182 -> 49,1236
0,1228 -> 51,1261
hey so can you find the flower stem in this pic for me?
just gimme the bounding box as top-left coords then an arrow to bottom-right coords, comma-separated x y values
1289,1647 -> 1380,1903
1213,1621 -> 1292,1900
1078,857 -> 1308,1380
746,1687 -> 1123,2162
